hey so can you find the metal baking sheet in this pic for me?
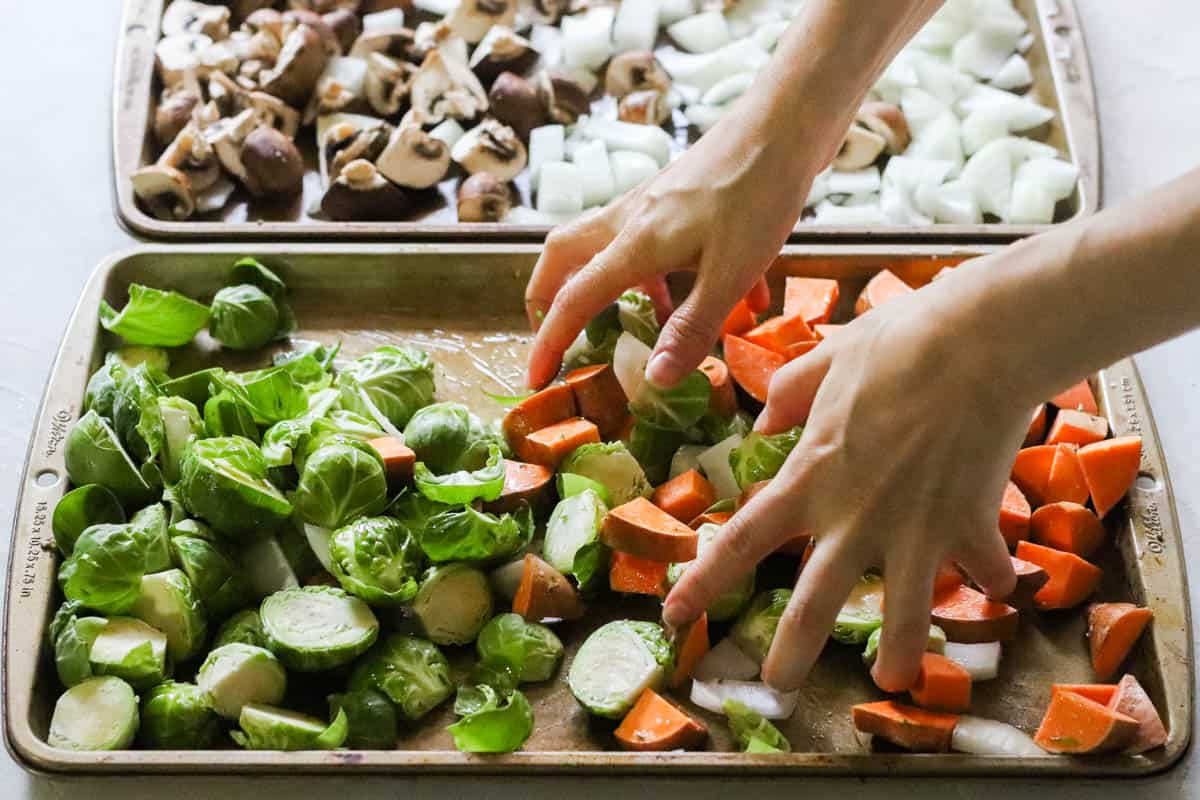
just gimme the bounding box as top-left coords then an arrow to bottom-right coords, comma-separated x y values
5,244 -> 1187,776
112,0 -> 1099,242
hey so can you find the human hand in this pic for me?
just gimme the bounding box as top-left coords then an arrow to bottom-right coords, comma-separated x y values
662,271 -> 1024,692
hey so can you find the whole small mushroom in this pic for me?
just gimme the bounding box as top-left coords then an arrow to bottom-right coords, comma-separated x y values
446,0 -> 518,44
489,72 -> 546,141
240,126 -> 306,196
832,124 -> 886,171
320,158 -> 411,220
604,51 -> 671,98
376,125 -> 451,189
259,24 -> 328,105
457,172 -> 512,222
155,83 -> 201,145
535,71 -> 590,125
856,101 -> 911,155
618,90 -> 671,126
468,25 -> 537,87
451,119 -> 527,181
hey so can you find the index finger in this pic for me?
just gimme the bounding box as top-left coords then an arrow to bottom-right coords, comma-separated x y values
524,211 -> 614,330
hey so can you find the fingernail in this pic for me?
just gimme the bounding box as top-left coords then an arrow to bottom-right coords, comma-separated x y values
661,599 -> 687,628
752,413 -> 770,433
645,352 -> 680,390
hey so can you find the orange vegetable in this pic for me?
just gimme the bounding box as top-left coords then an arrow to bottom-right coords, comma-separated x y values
1034,690 -> 1137,754
669,613 -> 710,688
1011,445 -> 1057,507
1077,436 -> 1142,518
931,584 -> 1018,643
720,298 -> 757,337
799,537 -> 816,569
723,334 -> 787,404
1045,409 -> 1109,448
1025,405 -> 1048,447
689,510 -> 732,529
608,551 -> 669,597
367,436 -> 416,485
698,355 -> 738,418
1107,674 -> 1168,754
999,555 -> 1049,611
1053,683 -> 1118,706
1087,602 -> 1153,681
909,653 -> 972,713
483,459 -> 554,514
854,269 -> 914,316
521,417 -> 601,468
784,340 -> 820,361
512,553 -> 584,621
503,385 -> 577,461
1015,540 -> 1103,610
614,689 -> 708,752
1044,445 -> 1090,506
742,314 -> 816,357
851,700 -> 958,752
565,363 -> 628,440
1030,502 -> 1105,558
934,561 -> 964,596
813,323 -> 844,340
652,469 -> 717,524
783,276 -> 840,326
998,480 -> 1031,548
1051,380 -> 1099,415
602,497 -> 700,563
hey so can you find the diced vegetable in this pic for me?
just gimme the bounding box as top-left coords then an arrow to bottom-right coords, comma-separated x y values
724,699 -> 791,753
1087,602 -> 1153,680
694,637 -> 761,682
568,621 -> 673,719
997,480 -> 1031,548
783,277 -> 840,326
1044,444 -> 1089,506
729,428 -> 803,491
1030,501 -> 1104,557
1045,409 -> 1108,448
852,700 -> 958,752
731,589 -> 791,663
720,299 -> 758,338
610,551 -> 669,597
130,568 -> 206,663
722,335 -> 786,403
1077,436 -> 1142,517
562,441 -> 653,507
951,715 -> 1041,756
1108,674 -> 1168,754
87,616 -> 168,690
197,643 -> 287,720
48,676 -> 140,751
1015,540 -> 1103,610
832,574 -> 885,645
690,680 -> 799,720
667,523 -> 756,622
367,436 -> 416,485
614,689 -> 708,751
412,563 -> 494,645
232,704 -> 348,751
863,624 -> 946,666
1050,380 -> 1099,415
1010,444 -> 1056,507
502,384 -> 577,462
652,469 -> 716,524
999,555 -> 1049,610
697,434 -> 744,500
931,584 -> 1018,642
854,270 -> 914,315
260,585 -> 379,670
942,641 -> 1002,681
668,613 -> 710,688
485,459 -> 554,514
542,489 -> 607,584
602,497 -> 700,563
909,652 -> 972,712
513,553 -> 583,622
1025,404 -> 1048,446
1034,690 -> 1137,754
138,680 -> 221,749
742,315 -> 817,357
523,417 -> 602,468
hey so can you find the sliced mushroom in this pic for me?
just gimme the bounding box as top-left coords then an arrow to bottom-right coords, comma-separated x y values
320,158 -> 411,220
155,73 -> 203,145
376,125 -> 451,189
446,0 -> 517,44
525,0 -> 569,24
451,119 -> 527,180
162,2 -> 231,39
206,70 -> 245,115
489,72 -> 545,140
197,39 -> 239,77
259,24 -> 328,105
227,28 -> 281,64
323,8 -> 362,53
288,0 -> 362,12
158,122 -> 221,192
457,172 -> 512,222
241,126 -> 305,195
604,50 -> 671,98
469,26 -> 537,87
832,124 -> 887,171
193,99 -> 222,128
204,108 -> 259,182
156,34 -> 213,88
132,165 -> 195,220
349,16 -> 416,59
408,48 -> 489,125
195,176 -> 237,214
363,52 -> 417,116
245,91 -> 303,138
282,10 -> 343,56
242,8 -> 286,41
411,21 -> 469,65
305,55 -> 370,123
618,89 -> 671,126
535,70 -> 590,124
856,101 -> 911,155
321,117 -> 392,183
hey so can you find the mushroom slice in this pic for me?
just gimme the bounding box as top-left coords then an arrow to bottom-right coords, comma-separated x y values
242,8 -> 286,40
618,90 -> 671,126
162,1 -> 232,39
605,50 -> 671,98
305,55 -> 370,123
259,24 -> 328,105
205,108 -> 259,181
447,0 -> 518,45
408,49 -> 489,126
451,119 -> 528,181
155,74 -> 203,145
320,116 -> 393,184
132,165 -> 195,221
288,0 -> 363,12
832,124 -> 887,171
282,9 -> 343,56
158,122 -> 221,192
241,126 -> 306,196
469,25 -> 538,87
245,91 -> 303,139
195,176 -> 237,214
156,34 -> 213,88
412,22 -> 470,65
535,70 -> 590,124
489,72 -> 546,140
320,158 -> 411,220
856,101 -> 911,155
227,29 -> 282,64
197,39 -> 239,78
524,0 -> 569,25
363,52 -> 417,116
323,8 -> 362,53
376,125 -> 451,189
457,172 -> 512,222
348,18 -> 416,59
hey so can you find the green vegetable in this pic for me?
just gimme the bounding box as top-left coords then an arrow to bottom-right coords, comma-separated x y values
160,367 -> 225,410
667,523 -> 755,622
208,284 -> 281,350
723,699 -> 791,753
729,428 -> 803,490
213,365 -> 318,426
48,676 -> 140,751
328,516 -> 424,605
110,363 -> 166,467
64,410 -> 153,504
130,569 -> 208,662
337,345 -> 436,429
112,345 -> 170,372
416,503 -> 533,564
698,409 -> 754,445
170,534 -> 252,620
629,369 -> 711,432
260,585 -> 379,671
84,356 -> 126,421
87,616 -> 169,689
128,503 -> 174,573
560,442 -> 652,506
403,401 -> 499,474
541,490 -> 607,590
229,257 -> 287,300
178,436 -> 293,538
731,589 -> 792,663
567,621 -> 673,719
448,685 -> 533,753
412,563 -> 494,646
157,396 -> 204,482
831,574 -> 885,645
295,409 -> 384,471
476,613 -> 564,683
58,524 -> 150,615
329,689 -> 398,749
52,484 -> 125,557
48,602 -> 107,688
414,444 -> 506,504
203,390 -> 260,441
616,289 -> 660,346
99,284 -> 210,347
293,439 -> 388,530
862,624 -> 946,666
197,643 -> 287,719
626,420 -> 686,485
213,609 -> 267,649
349,634 -> 453,721
232,704 -> 348,750
556,472 -> 611,505
138,681 -> 221,749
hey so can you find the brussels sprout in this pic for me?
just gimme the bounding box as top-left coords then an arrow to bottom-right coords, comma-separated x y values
161,367 -> 226,410
698,409 -> 754,446
294,410 -> 385,471
112,345 -> 170,372
130,569 -> 208,662
329,689 -> 398,749
214,609 -> 267,649
555,473 -> 610,505
669,443 -> 708,481
667,523 -> 755,622
276,518 -> 323,581
731,589 -> 792,663
139,680 -> 221,749
349,634 -> 453,721
241,535 -> 301,597
84,356 -> 126,421
414,444 -> 506,505
616,289 -> 660,346
560,442 -> 652,506
260,586 -> 379,671
158,396 -> 204,482
568,620 -> 673,719
569,290 -> 659,369
59,524 -> 149,615
723,699 -> 791,753
476,613 -> 564,684
178,436 -> 293,538
336,345 -> 436,429
293,440 -> 388,530
448,685 -> 533,753
403,402 -> 499,474
232,704 -> 348,750
626,420 -> 686,485
729,428 -> 804,490
170,535 -> 252,620
52,484 -> 125,557
329,517 -> 424,605
48,676 -> 140,751
416,504 -> 533,564
212,367 -> 312,427
229,257 -> 287,299
64,411 -> 153,504
99,284 -> 210,347
862,624 -> 946,666
128,503 -> 174,573
197,643 -> 287,719
412,563 -> 494,646
48,602 -> 107,688
87,617 -> 169,690
831,574 -> 885,645
542,490 -> 607,590
629,370 -> 711,432
111,363 -> 165,467
209,284 -> 281,350
203,390 -> 260,441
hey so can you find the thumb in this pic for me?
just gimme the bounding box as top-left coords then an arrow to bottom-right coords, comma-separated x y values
645,279 -> 737,388
754,347 -> 833,434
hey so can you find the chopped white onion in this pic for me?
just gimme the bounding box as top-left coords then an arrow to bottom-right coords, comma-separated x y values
907,111 -> 964,174
702,72 -> 755,106
502,205 -> 558,225
412,0 -> 454,15
813,200 -> 889,225
952,715 -> 1042,756
657,0 -> 696,26
579,118 -> 674,166
942,641 -> 1001,681
1008,174 -> 1056,223
913,52 -> 975,105
528,124 -> 565,184
571,138 -> 616,207
990,54 -> 1033,90
536,161 -> 584,215
697,434 -> 743,500
302,523 -> 334,574
952,31 -> 1013,79
959,138 -> 1015,218
693,638 -> 761,682
684,103 -> 725,133
613,0 -> 659,53
241,536 -> 300,597
669,444 -> 709,481
609,150 -> 660,195
752,19 -> 790,52
612,331 -> 652,401
561,6 -> 615,71
900,87 -> 951,138
667,11 -> 732,54
488,558 -> 526,601
827,166 -> 882,195
690,680 -> 799,720
362,8 -> 405,31
1016,157 -> 1079,199
961,106 -> 1011,155
658,38 -> 769,91
428,118 -> 465,149
529,24 -> 564,69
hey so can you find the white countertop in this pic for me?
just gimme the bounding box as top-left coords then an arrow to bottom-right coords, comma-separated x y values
1,2 -> 1197,798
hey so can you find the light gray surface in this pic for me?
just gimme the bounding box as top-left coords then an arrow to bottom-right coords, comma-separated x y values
0,2 -> 1197,798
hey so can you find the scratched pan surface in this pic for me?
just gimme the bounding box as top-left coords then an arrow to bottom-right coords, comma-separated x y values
5,245 -> 1190,776
112,0 -> 1098,242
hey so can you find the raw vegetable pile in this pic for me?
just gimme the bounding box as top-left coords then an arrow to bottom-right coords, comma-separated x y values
44,257 -> 1164,758
137,0 -> 1075,226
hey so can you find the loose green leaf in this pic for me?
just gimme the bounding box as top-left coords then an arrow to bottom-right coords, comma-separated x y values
414,444 -> 505,504
416,504 -> 533,563
99,284 -> 210,347
448,686 -> 533,753
729,427 -> 804,490
629,369 -> 712,432
178,436 -> 293,538
337,345 -> 435,429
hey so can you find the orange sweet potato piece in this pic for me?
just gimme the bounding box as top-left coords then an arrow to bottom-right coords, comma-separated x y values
504,385 -> 577,460
565,363 -> 628,440
1088,602 -> 1153,681
784,277 -> 840,326
652,469 -> 717,525
998,480 -> 1032,548
1034,690 -> 1137,754
609,551 -> 669,597
852,700 -> 958,752
1107,674 -> 1168,754
1044,445 -> 1090,506
1077,436 -> 1142,518
689,510 -> 733,529
1025,405 -> 1049,447
931,584 -> 1018,643
1051,380 -> 1099,415
698,356 -> 738,418
909,653 -> 972,713
1015,540 -> 1103,610
614,689 -> 708,752
813,323 -> 844,340
723,334 -> 787,404
720,298 -> 757,338
368,437 -> 416,485
483,460 -> 554,514
1030,502 -> 1105,558
1045,409 -> 1109,448
854,269 -> 914,317
669,614 -> 710,688
1053,683 -> 1118,706
521,417 -> 601,468
998,555 -> 1050,611
783,340 -> 820,361
602,497 -> 700,563
743,314 -> 817,357
1011,445 -> 1057,507
513,554 -> 584,621
934,561 -> 965,597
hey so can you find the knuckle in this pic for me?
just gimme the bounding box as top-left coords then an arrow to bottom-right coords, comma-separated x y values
664,307 -> 718,352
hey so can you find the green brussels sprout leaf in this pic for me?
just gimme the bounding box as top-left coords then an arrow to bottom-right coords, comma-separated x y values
99,284 -> 210,347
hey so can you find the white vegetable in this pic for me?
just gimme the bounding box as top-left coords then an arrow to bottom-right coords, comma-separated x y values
702,72 -> 755,106
907,111 -> 964,174
952,31 -> 1013,80
536,161 -> 584,215
690,679 -> 799,720
952,715 -> 1042,756
668,11 -> 731,53
612,331 -> 652,401
990,54 -> 1033,90
579,118 -> 674,166
959,138 -> 1014,219
529,125 -> 565,184
900,87 -> 951,138
657,0 -> 696,26
752,19 -> 790,51
942,641 -> 1001,681
961,106 -> 1011,155
612,0 -> 659,53
873,50 -> 920,104
842,191 -> 881,207
529,24 -> 564,69
813,200 -> 889,225
684,103 -> 725,133
241,536 -> 300,598
658,38 -> 769,91
572,139 -> 617,207
805,168 -> 831,206
881,181 -> 932,226
918,179 -> 982,224
913,52 -> 975,105
302,523 -> 334,574
609,150 -> 660,195
827,167 -> 881,196
561,6 -> 615,71
669,444 -> 708,481
48,676 -> 140,751
412,0 -> 453,15
362,8 -> 405,30
693,637 -> 761,682
428,118 -> 465,150
1008,174 -> 1056,224
697,434 -> 743,500
502,205 -> 559,225
1016,157 -> 1079,199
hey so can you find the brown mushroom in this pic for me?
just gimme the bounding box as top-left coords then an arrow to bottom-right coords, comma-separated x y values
832,124 -> 887,171
447,0 -> 517,44
408,48 -> 489,125
242,8 -> 286,40
241,126 -> 305,196
856,101 -> 911,155
349,14 -> 417,59
604,51 -> 671,98
158,122 -> 222,193
376,125 -> 451,189
259,24 -> 328,105
321,117 -> 392,183
618,90 -> 671,126
489,72 -> 545,140
469,26 -> 538,87
322,8 -> 362,53
282,9 -> 343,56
526,0 -> 569,24
457,172 -> 512,222
535,70 -> 590,124
132,165 -> 195,221
451,119 -> 527,181
245,91 -> 303,138
205,108 -> 259,182
155,74 -> 203,145
156,34 -> 213,88
162,1 -> 231,39
288,0 -> 362,12
320,158 -> 411,220
363,52 -> 417,116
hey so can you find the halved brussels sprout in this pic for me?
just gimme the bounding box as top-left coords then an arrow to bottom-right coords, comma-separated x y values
626,420 -> 686,485
170,534 -> 252,620
294,410 -> 385,472
213,609 -> 268,649
128,503 -> 174,573
84,356 -> 126,421
329,516 -> 424,605
48,676 -> 140,751
542,490 -> 607,590
197,643 -> 287,719
731,589 -> 792,663
88,616 -> 169,689
178,436 -> 293,538
415,504 -> 533,564
64,410 -> 153,504
336,345 -> 436,429
629,369 -> 712,432
729,428 -> 804,491
831,574 -> 885,645
209,284 -> 281,351
559,442 -> 653,506
229,257 -> 287,299
293,440 -> 388,530
567,620 -> 673,719
448,685 -> 533,754
403,401 -> 500,474
232,704 -> 348,750
138,680 -> 221,749
48,601 -> 107,688
158,396 -> 204,484
52,484 -> 125,557
260,586 -> 379,671
111,363 -> 165,467
329,688 -> 398,750
130,569 -> 207,663
203,390 -> 260,442
555,473 -> 611,505
58,524 -> 150,615
161,367 -> 225,411
616,289 -> 660,346
476,613 -> 564,684
412,563 -> 493,646
667,523 -> 755,622
112,345 -> 170,372
724,699 -> 791,753
413,444 -> 506,505
349,634 -> 453,721
862,624 -> 946,666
